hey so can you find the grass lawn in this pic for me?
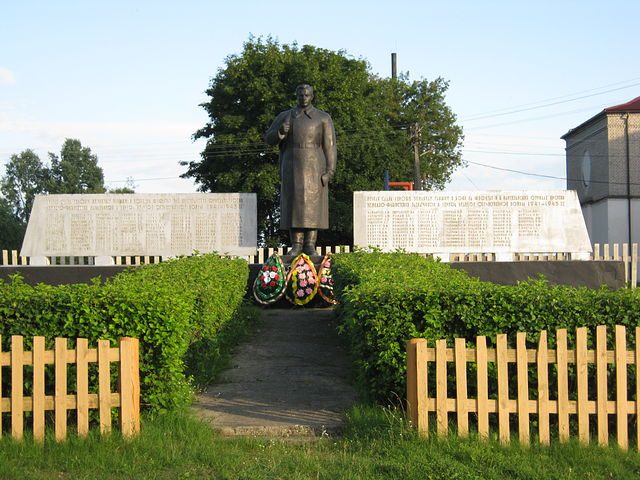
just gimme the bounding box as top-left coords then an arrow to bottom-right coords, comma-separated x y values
1,406 -> 639,479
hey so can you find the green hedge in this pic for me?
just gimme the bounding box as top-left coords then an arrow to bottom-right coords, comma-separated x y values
333,251 -> 640,402
0,254 -> 248,412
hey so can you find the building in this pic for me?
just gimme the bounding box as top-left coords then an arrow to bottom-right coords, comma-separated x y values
562,96 -> 640,245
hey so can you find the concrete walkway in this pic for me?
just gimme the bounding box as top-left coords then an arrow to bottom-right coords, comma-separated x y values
192,308 -> 358,437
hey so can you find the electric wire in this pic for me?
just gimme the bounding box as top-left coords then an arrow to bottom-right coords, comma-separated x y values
462,80 -> 640,122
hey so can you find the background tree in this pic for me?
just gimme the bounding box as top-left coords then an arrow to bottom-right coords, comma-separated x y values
0,149 -> 50,224
183,37 -> 464,245
49,138 -> 105,194
108,186 -> 135,194
108,177 -> 136,194
0,139 -> 106,248
0,197 -> 25,249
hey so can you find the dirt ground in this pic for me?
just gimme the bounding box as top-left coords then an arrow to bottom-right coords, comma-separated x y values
192,308 -> 358,437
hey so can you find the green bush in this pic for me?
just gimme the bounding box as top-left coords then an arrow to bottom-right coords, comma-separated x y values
0,254 -> 248,412
333,251 -> 640,402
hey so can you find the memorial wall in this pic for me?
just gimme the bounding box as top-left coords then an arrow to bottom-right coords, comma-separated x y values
353,190 -> 592,260
21,193 -> 257,258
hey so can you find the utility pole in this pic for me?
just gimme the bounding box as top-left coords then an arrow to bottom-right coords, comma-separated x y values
411,123 -> 422,190
391,53 -> 397,79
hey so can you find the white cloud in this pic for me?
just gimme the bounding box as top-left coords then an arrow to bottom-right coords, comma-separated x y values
0,67 -> 16,85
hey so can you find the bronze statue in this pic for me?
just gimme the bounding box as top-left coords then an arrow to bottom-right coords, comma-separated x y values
265,84 -> 337,256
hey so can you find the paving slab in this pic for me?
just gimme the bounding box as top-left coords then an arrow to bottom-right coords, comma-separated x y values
192,308 -> 358,437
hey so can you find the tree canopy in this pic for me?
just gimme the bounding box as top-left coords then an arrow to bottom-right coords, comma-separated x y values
0,148 -> 49,225
0,197 -> 24,250
0,139 -> 107,248
48,138 -> 105,194
182,37 -> 464,245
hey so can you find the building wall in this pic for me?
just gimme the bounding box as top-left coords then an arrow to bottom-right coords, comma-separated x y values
565,116 -> 608,203
606,113 -> 640,197
565,111 -> 640,245
582,197 -> 640,245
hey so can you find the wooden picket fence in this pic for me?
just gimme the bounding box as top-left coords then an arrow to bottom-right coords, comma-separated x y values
0,251 -> 162,266
0,247 -> 350,266
407,325 -> 640,450
249,245 -> 351,264
0,336 -> 140,442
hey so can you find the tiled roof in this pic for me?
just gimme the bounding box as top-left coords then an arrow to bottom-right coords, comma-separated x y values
604,95 -> 640,113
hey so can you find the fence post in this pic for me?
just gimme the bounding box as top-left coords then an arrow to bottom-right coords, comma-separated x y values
615,325 -> 628,450
496,334 -> 509,444
76,338 -> 90,437
537,331 -> 550,445
11,336 -> 24,440
406,339 -> 427,435
119,337 -> 140,438
98,339 -> 112,435
476,336 -> 489,440
0,335 -> 2,439
557,329 -> 569,443
516,332 -> 529,445
576,327 -> 589,445
623,243 -> 630,285
632,244 -> 638,288
455,338 -> 468,437
636,326 -> 640,452
33,336 -> 46,442
596,325 -> 609,446
436,339 -> 448,435
55,337 -> 68,442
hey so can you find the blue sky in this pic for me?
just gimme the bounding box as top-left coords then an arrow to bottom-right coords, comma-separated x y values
1,0 -> 639,193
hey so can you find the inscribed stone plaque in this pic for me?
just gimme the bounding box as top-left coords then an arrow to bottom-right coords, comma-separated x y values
353,191 -> 591,259
21,193 -> 257,257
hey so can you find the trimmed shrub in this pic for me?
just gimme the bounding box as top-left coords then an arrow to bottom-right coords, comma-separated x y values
333,251 -> 640,402
0,254 -> 248,412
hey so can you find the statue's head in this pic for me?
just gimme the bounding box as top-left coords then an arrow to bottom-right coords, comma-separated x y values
295,84 -> 314,108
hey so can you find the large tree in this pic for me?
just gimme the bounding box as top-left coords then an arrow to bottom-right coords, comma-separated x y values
48,138 -> 105,194
183,37 -> 463,245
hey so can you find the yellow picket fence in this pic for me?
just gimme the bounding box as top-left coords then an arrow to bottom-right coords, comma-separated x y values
251,245 -> 351,264
0,247 -> 351,266
0,336 -> 140,442
406,325 -> 640,450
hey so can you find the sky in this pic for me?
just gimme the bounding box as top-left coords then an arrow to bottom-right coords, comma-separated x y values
1,0 -> 639,194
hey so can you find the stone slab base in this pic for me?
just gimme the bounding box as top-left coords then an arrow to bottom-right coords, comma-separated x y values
451,260 -> 626,289
0,266 -> 131,285
0,259 -> 626,290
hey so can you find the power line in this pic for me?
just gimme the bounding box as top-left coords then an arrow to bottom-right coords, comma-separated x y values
462,79 -> 640,122
465,148 -> 562,157
106,176 -> 184,183
463,76 -> 640,118
464,148 -> 638,159
465,160 -> 640,187
464,105 -> 603,131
